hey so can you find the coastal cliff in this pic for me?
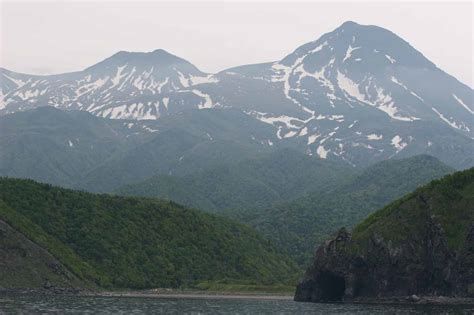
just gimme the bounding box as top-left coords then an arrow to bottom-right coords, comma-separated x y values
295,168 -> 474,302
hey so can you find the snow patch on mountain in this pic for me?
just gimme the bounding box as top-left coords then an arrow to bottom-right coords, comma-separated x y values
337,71 -> 366,102
2,73 -> 26,87
343,45 -> 361,62
111,65 -> 128,88
432,107 -> 470,132
385,54 -> 396,64
316,145 -> 329,159
307,134 -> 321,145
391,135 -> 407,152
453,94 -> 473,114
367,134 -> 383,140
192,90 -> 214,109
299,127 -> 308,136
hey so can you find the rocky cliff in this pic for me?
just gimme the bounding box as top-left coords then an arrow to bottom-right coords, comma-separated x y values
295,168 -> 474,302
0,219 -> 86,292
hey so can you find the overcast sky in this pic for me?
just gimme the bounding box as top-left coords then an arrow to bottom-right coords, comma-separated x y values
1,1 -> 473,87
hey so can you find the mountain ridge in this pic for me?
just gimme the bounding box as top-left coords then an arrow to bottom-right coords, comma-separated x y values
1,21 -> 473,169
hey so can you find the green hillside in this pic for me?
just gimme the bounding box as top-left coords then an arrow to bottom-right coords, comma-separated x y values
0,178 -> 297,289
116,149 -> 356,213
0,203 -> 89,290
296,167 -> 474,301
353,166 -> 474,249
238,155 -> 454,264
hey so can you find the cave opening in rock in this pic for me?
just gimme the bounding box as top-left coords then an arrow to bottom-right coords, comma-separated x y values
318,272 -> 346,301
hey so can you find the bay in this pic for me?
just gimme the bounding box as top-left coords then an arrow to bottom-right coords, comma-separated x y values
1,294 -> 474,314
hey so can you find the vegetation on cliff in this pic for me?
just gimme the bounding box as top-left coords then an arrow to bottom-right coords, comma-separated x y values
295,167 -> 474,302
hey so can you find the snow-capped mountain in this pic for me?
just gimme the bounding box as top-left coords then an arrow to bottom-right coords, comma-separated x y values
1,21 -> 473,168
201,21 -> 474,166
0,49 -> 219,119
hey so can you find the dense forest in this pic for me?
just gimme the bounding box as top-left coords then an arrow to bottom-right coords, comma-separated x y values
0,178 -> 297,289
119,154 -> 453,265
296,167 -> 474,301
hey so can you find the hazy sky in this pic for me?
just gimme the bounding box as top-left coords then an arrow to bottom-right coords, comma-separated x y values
1,1 -> 473,87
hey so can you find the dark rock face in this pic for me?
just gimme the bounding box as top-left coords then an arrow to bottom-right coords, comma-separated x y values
295,222 -> 474,302
455,224 -> 474,296
0,219 -> 85,290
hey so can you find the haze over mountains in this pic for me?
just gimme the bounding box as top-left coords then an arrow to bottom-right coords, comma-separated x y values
1,21 -> 473,169
0,21 -> 473,296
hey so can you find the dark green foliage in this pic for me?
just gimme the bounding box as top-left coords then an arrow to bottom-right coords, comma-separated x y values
352,167 -> 474,250
236,155 -> 454,265
0,202 -> 95,289
117,149 -> 356,213
0,178 -> 297,289
295,168 -> 474,301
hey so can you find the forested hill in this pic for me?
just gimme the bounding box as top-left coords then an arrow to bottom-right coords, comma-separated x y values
296,167 -> 474,302
0,178 -> 297,289
237,154 -> 454,265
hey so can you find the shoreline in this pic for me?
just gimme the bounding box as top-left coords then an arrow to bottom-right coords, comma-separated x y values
94,291 -> 294,300
2,288 -> 474,305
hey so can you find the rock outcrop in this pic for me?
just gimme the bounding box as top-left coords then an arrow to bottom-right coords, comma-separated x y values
0,219 -> 85,291
295,168 -> 474,302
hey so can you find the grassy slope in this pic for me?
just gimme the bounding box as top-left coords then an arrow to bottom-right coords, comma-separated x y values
0,178 -> 298,289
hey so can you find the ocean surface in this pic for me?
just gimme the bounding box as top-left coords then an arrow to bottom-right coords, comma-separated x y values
1,294 -> 473,314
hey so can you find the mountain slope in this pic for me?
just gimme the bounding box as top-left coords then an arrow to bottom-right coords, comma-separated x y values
208,21 -> 474,168
0,107 -> 279,191
78,108 -> 281,192
295,167 -> 474,302
0,178 -> 297,289
0,49 -> 218,119
116,149 -> 356,212
236,155 -> 454,264
1,21 -> 472,169
0,107 -> 160,188
0,208 -> 87,291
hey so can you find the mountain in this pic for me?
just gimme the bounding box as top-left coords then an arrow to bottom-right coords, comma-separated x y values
77,108 -> 280,192
116,149 -> 356,212
1,21 -> 473,169
235,155 -> 454,264
0,107 -> 159,188
0,178 -> 297,289
295,167 -> 474,302
0,49 -> 218,119
211,21 -> 474,168
0,107 -> 281,191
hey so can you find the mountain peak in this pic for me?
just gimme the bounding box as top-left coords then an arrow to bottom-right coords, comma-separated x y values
107,48 -> 183,62
280,19 -> 436,70
338,20 -> 361,29
151,48 -> 172,55
85,48 -> 198,73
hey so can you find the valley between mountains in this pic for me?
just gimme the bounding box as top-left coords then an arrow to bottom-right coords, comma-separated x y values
0,21 -> 473,300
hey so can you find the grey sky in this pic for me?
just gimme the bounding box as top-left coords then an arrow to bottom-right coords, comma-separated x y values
1,1 -> 473,87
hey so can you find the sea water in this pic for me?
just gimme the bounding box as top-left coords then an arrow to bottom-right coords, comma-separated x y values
1,294 -> 473,314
